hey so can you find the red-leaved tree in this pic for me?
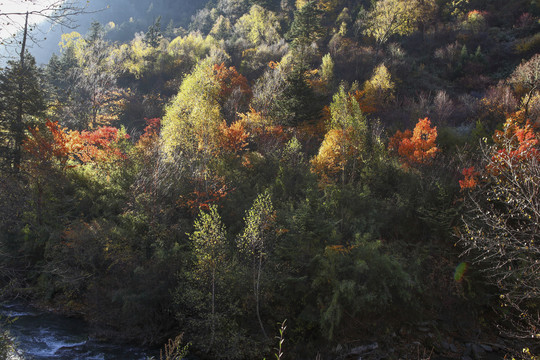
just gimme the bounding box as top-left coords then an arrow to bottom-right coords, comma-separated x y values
459,111 -> 540,341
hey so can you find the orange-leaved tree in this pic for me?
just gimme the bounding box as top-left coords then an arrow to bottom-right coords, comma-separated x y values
136,118 -> 161,152
68,126 -> 129,164
24,120 -> 129,167
213,63 -> 252,122
237,108 -> 289,156
218,120 -> 250,154
388,117 -> 439,166
24,120 -> 72,169
458,167 -> 479,190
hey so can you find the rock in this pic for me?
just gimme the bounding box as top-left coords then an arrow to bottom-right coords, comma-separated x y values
461,356 -> 473,360
465,343 -> 472,356
487,343 -> 505,351
440,340 -> 450,351
472,343 -> 486,359
399,327 -> 410,336
349,342 -> 378,355
449,343 -> 458,353
480,344 -> 492,352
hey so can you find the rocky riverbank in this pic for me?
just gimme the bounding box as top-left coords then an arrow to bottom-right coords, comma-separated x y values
329,319 -> 520,360
0,302 -> 157,359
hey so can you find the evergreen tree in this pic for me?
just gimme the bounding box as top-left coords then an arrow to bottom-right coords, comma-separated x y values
144,16 -> 163,47
274,65 -> 319,125
0,53 -> 45,170
286,1 -> 323,62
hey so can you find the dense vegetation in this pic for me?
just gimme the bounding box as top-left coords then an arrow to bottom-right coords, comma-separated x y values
1,0 -> 539,358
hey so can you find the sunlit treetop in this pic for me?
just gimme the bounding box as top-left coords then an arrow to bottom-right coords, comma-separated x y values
388,117 -> 440,166
161,58 -> 223,159
363,0 -> 422,46
234,5 -> 281,47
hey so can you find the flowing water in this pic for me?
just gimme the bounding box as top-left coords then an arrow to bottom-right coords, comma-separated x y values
1,302 -> 158,360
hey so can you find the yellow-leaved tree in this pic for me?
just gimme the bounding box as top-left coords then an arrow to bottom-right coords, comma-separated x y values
363,0 -> 421,49
311,86 -> 368,184
234,5 -> 281,47
363,63 -> 395,109
161,58 -> 222,159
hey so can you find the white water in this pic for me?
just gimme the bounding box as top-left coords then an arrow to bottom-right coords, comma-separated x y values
1,303 -> 156,360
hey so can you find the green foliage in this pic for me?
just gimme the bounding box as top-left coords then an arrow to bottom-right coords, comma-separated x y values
238,190 -> 275,257
159,334 -> 190,360
191,205 -> 227,273
161,58 -> 222,158
319,53 -> 334,87
4,0 -> 538,356
55,28 -> 126,129
0,52 -> 46,169
274,65 -> 319,125
287,1 -> 323,58
210,15 -> 233,40
328,86 -> 366,132
363,63 -> 395,105
237,190 -> 276,339
145,17 -> 163,48
234,5 -> 282,46
0,316 -> 15,360
363,0 -> 421,46
515,32 -> 540,55
167,33 -> 220,64
312,237 -> 415,340
311,85 -> 369,185
190,205 -> 227,347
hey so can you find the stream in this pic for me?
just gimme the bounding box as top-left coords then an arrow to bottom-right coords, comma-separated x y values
1,302 -> 158,360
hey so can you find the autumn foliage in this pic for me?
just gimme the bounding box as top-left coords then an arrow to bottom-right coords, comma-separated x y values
213,63 -> 252,119
179,177 -> 230,215
70,126 -> 128,163
488,112 -> 540,176
388,117 -> 440,166
311,128 -> 357,183
459,167 -> 479,190
237,109 -> 289,154
24,120 -> 72,167
218,120 -> 250,154
136,118 -> 161,151
351,90 -> 378,114
24,120 -> 129,166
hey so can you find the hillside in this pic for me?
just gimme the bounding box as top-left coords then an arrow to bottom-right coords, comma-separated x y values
1,0 -> 539,358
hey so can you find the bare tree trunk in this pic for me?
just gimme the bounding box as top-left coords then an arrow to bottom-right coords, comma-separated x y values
210,267 -> 215,348
13,12 -> 28,171
255,252 -> 267,339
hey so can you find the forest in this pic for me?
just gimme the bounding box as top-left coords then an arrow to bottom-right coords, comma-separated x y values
0,0 -> 539,358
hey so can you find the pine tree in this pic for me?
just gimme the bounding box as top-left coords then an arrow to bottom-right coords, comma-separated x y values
144,16 -> 163,47
274,65 -> 319,125
0,53 -> 45,170
286,1 -> 323,63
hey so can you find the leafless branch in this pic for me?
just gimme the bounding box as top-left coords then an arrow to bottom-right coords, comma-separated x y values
459,134 -> 540,339
0,0 -> 103,58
